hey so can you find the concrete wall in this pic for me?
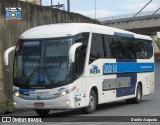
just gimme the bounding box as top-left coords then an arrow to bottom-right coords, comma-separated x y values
0,0 -> 95,114
150,35 -> 158,41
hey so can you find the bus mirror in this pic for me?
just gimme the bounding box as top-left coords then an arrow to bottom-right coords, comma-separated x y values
3,46 -> 16,66
69,43 -> 82,63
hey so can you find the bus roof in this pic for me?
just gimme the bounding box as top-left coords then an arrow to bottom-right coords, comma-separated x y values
19,23 -> 152,40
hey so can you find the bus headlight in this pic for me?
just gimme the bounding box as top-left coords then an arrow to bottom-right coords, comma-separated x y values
56,86 -> 76,97
60,91 -> 67,96
14,92 -> 19,97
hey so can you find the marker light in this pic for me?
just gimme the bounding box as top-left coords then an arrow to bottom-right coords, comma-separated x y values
16,41 -> 21,51
16,41 -> 21,46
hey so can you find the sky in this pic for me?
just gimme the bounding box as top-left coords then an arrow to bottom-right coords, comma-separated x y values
42,0 -> 160,18
42,0 -> 160,37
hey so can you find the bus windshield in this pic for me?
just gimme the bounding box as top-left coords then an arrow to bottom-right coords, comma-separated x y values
14,38 -> 72,88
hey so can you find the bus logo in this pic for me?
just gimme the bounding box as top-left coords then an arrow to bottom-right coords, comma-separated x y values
90,65 -> 100,74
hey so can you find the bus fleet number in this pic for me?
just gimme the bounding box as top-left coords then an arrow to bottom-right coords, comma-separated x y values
103,63 -> 118,74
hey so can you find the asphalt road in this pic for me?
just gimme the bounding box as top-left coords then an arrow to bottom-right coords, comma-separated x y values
1,60 -> 160,125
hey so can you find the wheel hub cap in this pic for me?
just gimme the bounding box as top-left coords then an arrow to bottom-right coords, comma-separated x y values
89,96 -> 95,109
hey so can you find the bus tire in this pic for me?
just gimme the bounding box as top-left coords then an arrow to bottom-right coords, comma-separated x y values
82,90 -> 97,114
131,84 -> 142,104
126,99 -> 132,104
126,84 -> 142,104
35,109 -> 50,116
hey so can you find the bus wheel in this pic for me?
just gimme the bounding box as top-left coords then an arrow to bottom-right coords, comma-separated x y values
35,109 -> 50,116
82,90 -> 97,114
132,84 -> 142,104
126,99 -> 132,104
126,84 -> 142,104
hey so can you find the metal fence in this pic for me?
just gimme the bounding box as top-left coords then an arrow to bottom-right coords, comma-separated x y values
98,10 -> 160,22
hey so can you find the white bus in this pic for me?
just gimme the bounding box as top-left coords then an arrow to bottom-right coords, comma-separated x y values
4,23 -> 155,115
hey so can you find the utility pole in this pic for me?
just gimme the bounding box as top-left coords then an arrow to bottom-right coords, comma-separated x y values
40,0 -> 42,6
67,0 -> 70,12
95,0 -> 96,19
51,0 -> 52,7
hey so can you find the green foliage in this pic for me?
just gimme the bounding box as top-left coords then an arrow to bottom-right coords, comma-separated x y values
0,102 -> 14,114
92,18 -> 101,24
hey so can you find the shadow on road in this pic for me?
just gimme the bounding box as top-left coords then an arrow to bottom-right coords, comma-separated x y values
26,99 -> 153,122
32,99 -> 151,118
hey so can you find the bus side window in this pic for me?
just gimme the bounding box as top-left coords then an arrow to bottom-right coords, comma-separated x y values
74,48 -> 83,77
146,40 -> 153,58
104,35 -> 114,58
89,33 -> 104,64
114,37 -> 127,59
73,33 -> 89,78
124,38 -> 136,59
135,40 -> 145,59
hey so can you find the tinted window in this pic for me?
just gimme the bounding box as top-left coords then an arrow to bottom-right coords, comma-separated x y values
134,39 -> 153,59
124,38 -> 137,59
145,40 -> 153,58
105,35 -> 153,59
104,35 -> 115,58
89,33 -> 104,63
74,33 -> 89,77
114,36 -> 128,58
89,34 -> 153,62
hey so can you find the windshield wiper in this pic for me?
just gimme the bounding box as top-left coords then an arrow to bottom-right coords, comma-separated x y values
24,66 -> 38,85
43,66 -> 53,84
24,57 -> 41,85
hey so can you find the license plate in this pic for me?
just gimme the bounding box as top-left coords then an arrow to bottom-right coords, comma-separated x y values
34,102 -> 44,107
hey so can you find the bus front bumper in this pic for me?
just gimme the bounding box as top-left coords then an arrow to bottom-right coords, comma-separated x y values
13,94 -> 75,110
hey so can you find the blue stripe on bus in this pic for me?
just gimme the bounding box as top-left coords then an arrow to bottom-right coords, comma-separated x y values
114,32 -> 134,38
15,89 -> 35,94
103,62 -> 154,74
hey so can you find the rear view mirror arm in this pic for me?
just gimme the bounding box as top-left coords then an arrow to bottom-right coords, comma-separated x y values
3,46 -> 16,66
